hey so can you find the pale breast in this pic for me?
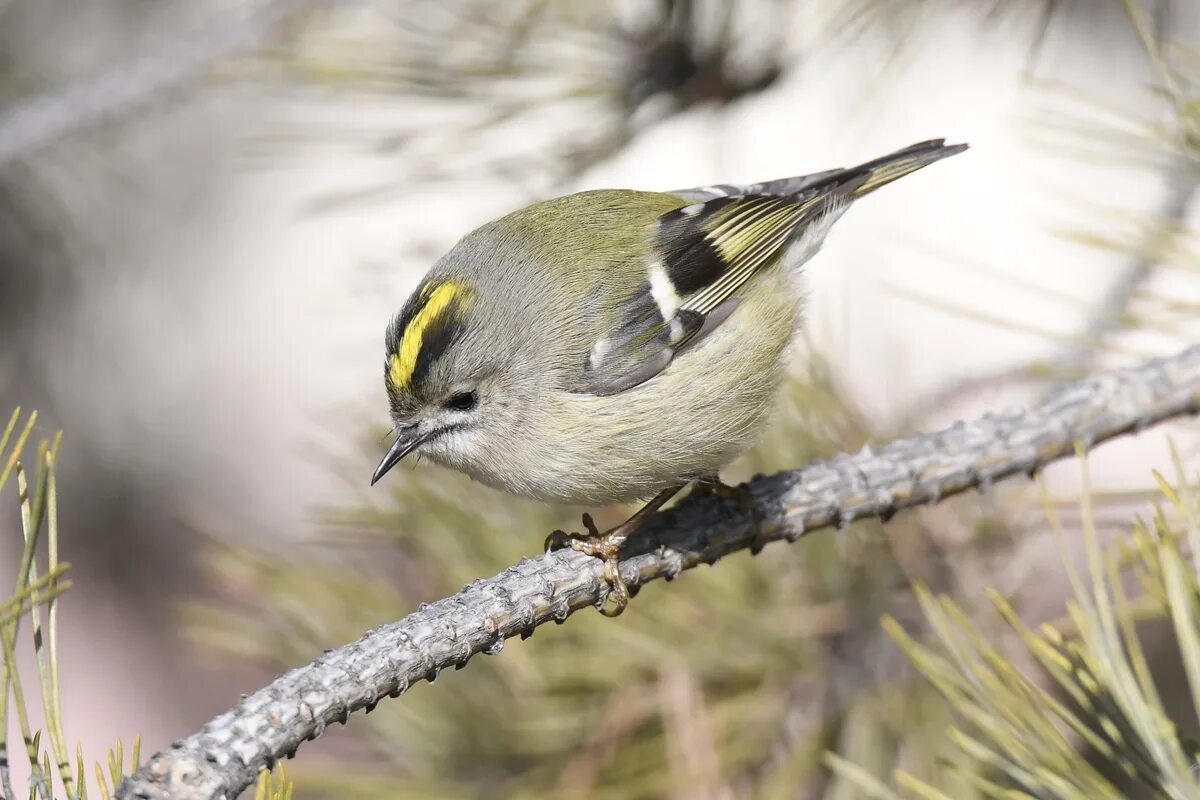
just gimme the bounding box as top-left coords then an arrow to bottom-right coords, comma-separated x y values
478,269 -> 801,505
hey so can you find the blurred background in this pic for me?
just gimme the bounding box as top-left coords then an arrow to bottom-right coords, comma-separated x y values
2,0 -> 1200,797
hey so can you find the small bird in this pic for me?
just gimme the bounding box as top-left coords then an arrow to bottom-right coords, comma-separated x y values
372,139 -> 966,615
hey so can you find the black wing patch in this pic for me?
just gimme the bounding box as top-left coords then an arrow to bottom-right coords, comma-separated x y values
656,196 -> 732,293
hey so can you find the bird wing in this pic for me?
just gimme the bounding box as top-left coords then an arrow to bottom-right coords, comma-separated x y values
574,189 -> 844,396
575,139 -> 967,396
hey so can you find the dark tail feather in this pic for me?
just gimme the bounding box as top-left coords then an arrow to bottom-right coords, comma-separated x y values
751,138 -> 968,200
845,139 -> 968,198
669,139 -> 967,204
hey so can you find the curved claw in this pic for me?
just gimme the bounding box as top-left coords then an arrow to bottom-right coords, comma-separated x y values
544,513 -> 605,553
544,529 -> 571,552
542,514 -> 632,616
597,557 -> 629,617
540,486 -> 685,618
695,478 -> 768,554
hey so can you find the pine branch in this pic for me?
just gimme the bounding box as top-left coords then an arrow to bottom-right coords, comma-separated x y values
117,345 -> 1200,800
0,0 -> 322,167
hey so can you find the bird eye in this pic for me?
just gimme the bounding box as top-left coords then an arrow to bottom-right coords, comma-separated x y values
445,391 -> 477,411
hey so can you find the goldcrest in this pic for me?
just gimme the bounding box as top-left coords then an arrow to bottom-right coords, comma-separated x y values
373,139 -> 966,615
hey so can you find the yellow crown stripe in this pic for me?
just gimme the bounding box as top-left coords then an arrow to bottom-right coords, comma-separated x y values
388,282 -> 468,389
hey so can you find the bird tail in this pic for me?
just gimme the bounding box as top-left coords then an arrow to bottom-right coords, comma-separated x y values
844,139 -> 968,199
667,139 -> 967,206
731,138 -> 967,202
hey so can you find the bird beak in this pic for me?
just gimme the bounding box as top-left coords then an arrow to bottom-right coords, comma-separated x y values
371,425 -> 430,486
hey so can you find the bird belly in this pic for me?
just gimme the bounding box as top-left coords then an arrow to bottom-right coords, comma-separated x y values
461,271 -> 801,505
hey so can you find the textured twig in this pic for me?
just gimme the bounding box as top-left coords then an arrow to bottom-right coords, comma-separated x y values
0,0 -> 325,168
118,345 -> 1200,800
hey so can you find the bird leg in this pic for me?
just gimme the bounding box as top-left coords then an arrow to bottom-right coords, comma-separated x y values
691,476 -> 768,554
544,486 -> 683,617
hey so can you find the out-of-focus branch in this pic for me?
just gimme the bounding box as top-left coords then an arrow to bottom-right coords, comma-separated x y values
117,345 -> 1200,800
906,133 -> 1196,422
1046,160 -> 1195,384
1043,1 -> 1194,383
0,0 -> 325,168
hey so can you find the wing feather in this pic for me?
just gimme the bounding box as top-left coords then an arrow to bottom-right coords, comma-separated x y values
575,139 -> 967,395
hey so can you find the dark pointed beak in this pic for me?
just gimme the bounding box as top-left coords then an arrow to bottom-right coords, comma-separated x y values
371,426 -> 431,486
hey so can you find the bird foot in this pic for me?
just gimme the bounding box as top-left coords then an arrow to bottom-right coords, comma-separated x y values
544,487 -> 683,617
545,513 -> 631,617
693,477 -> 769,554
692,476 -> 751,509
